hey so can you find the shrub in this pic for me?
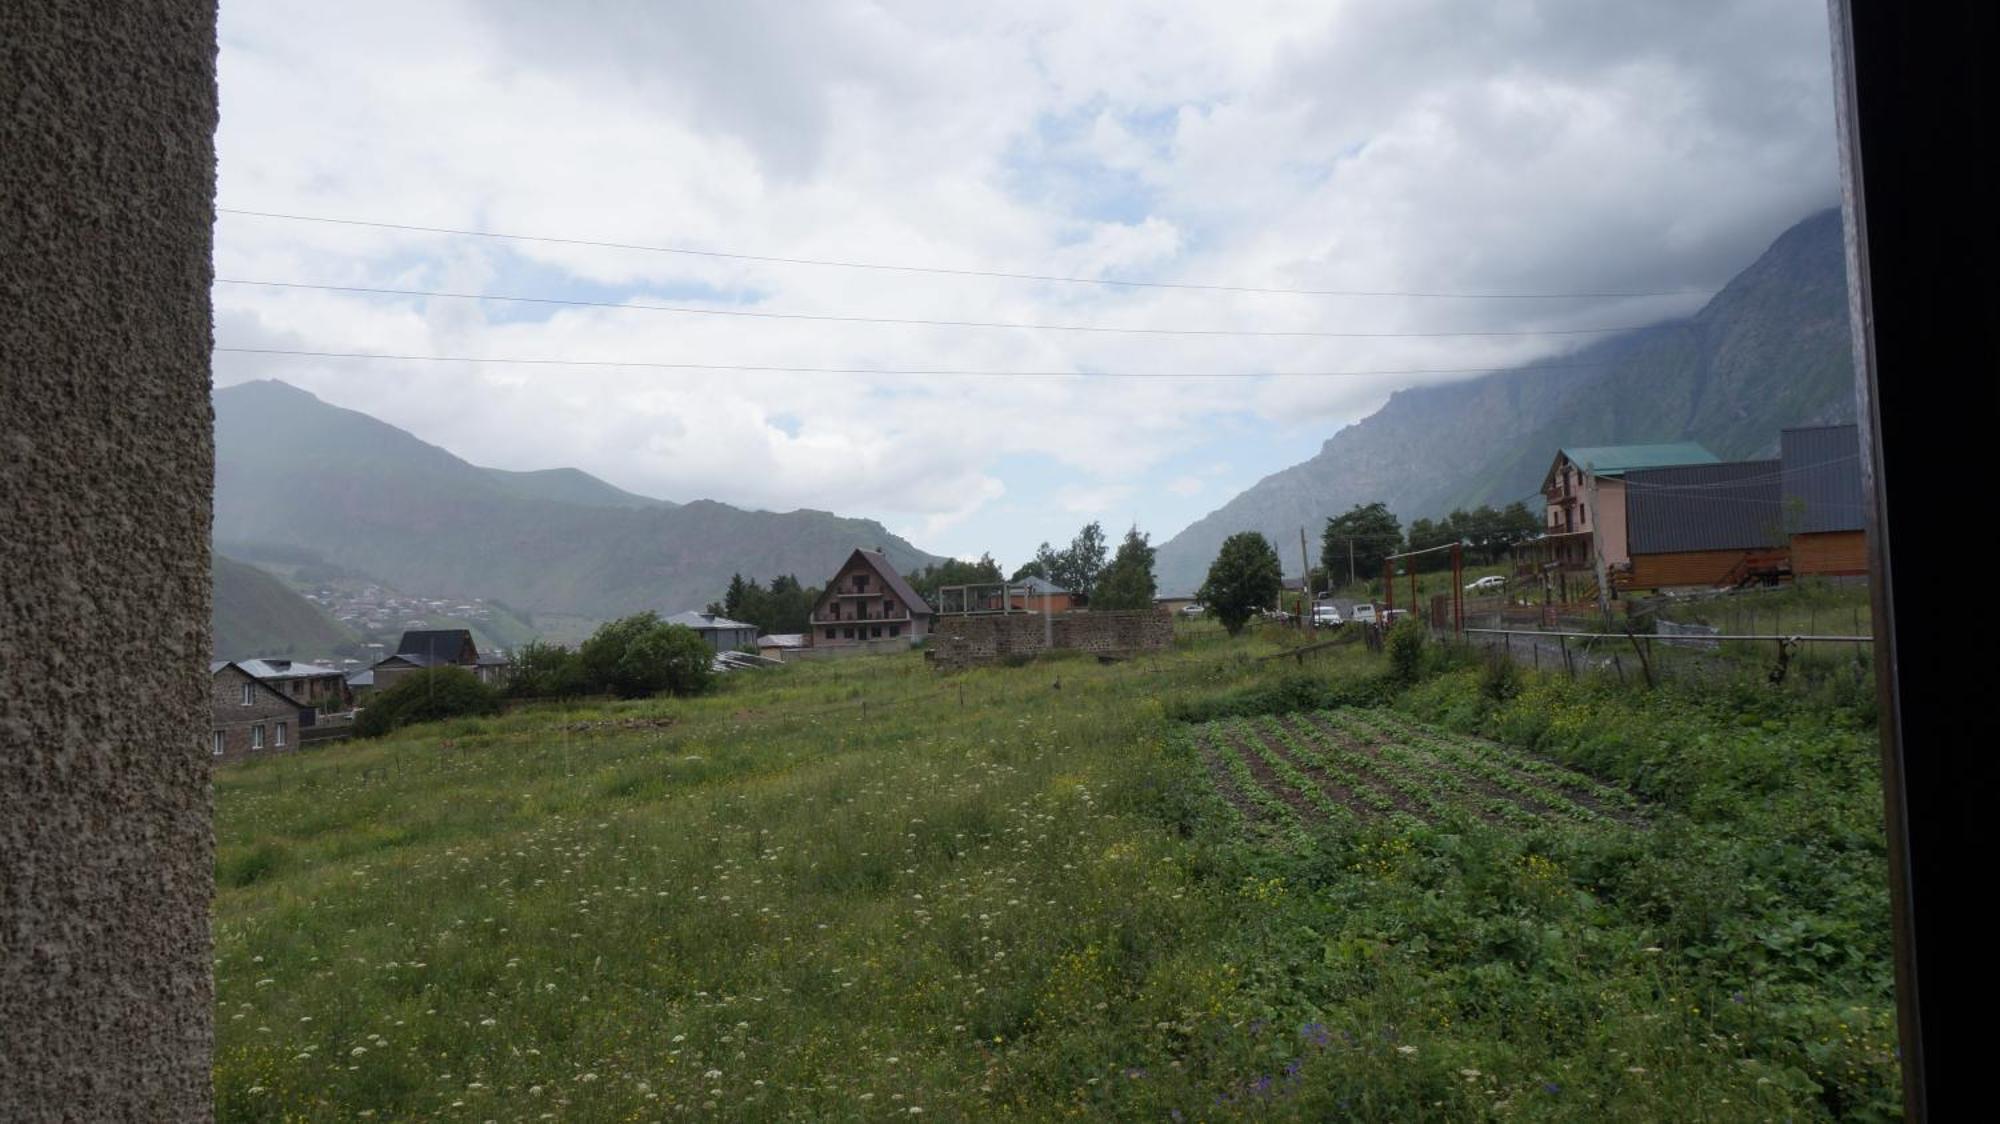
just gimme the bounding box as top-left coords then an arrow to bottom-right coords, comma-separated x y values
1198,532 -> 1283,636
1386,617 -> 1428,684
578,612 -> 717,699
506,639 -> 587,699
355,666 -> 501,738
1478,648 -> 1521,701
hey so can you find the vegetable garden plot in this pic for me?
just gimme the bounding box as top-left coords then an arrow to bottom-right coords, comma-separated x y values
1187,708 -> 1644,836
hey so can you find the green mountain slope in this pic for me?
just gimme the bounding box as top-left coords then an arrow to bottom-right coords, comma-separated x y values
1154,208 -> 1855,592
213,381 -> 944,620
211,553 -> 355,659
479,466 -> 674,510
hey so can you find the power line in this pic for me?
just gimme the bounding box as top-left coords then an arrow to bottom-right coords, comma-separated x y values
212,345 -> 1610,380
216,208 -> 1715,301
213,278 -> 1659,340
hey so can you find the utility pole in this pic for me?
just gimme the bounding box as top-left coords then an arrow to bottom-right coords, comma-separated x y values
1299,527 -> 1311,632
1348,538 -> 1356,590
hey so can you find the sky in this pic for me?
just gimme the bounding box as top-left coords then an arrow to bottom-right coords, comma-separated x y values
210,0 -> 1842,569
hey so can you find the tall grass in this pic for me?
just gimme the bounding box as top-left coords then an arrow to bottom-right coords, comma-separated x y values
213,628 -> 1896,1120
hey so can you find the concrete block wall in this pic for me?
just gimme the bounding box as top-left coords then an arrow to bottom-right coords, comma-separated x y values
928,610 -> 1174,670
1,2 -> 219,1117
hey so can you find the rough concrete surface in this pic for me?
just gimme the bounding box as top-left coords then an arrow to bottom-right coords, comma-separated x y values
2,2 -> 219,1118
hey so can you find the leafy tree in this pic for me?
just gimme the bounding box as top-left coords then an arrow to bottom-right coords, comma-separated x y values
1062,521 -> 1110,599
1321,502 -> 1405,587
355,666 -> 500,738
506,639 -> 586,699
905,554 -> 1004,605
578,612 -> 716,699
1092,525 -> 1157,610
1198,532 -> 1283,636
1010,558 -> 1049,582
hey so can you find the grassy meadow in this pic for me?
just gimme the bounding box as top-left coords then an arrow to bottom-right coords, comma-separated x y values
213,623 -> 1899,1120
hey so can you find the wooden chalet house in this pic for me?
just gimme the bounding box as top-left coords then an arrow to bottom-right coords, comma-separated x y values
809,548 -> 933,649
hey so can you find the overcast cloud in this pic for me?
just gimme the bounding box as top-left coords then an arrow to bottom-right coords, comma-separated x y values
212,0 -> 1841,567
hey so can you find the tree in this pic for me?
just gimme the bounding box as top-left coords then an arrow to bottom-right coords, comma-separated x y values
1321,502 -> 1404,587
722,573 -> 748,617
1198,532 -> 1283,636
506,639 -> 585,699
1092,525 -> 1157,610
1010,558 -> 1049,582
355,666 -> 500,738
905,554 -> 1004,605
1060,521 -> 1109,599
578,612 -> 717,699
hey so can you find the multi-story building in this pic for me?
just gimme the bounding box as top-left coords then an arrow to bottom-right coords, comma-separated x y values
808,548 -> 933,649
209,661 -> 309,762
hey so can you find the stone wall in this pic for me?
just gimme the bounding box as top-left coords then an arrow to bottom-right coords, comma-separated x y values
1,2 -> 218,1117
927,610 -> 1175,671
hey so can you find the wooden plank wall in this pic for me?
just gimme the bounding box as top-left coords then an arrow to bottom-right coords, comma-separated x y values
1792,532 -> 1868,576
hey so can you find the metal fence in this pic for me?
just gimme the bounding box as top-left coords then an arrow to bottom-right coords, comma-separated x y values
1458,623 -> 1872,687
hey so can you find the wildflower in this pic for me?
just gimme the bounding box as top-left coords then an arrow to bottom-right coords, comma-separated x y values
580,1073 -> 598,1083
704,1069 -> 723,1080
1460,1068 -> 1482,1079
1542,1082 -> 1562,1095
1397,1045 -> 1418,1057
350,1046 -> 367,1057
480,1018 -> 497,1028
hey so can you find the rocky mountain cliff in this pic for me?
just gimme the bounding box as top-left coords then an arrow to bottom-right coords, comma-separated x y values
1154,209 -> 1854,592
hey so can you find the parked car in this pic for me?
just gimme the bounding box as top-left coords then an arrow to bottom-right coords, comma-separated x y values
1465,575 -> 1506,592
1381,608 -> 1413,625
1180,603 -> 1205,616
1349,604 -> 1377,625
1311,604 -> 1343,627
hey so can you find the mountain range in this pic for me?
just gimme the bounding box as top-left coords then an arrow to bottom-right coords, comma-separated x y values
1151,208 -> 1857,593
210,553 -> 353,658
212,380 -> 944,623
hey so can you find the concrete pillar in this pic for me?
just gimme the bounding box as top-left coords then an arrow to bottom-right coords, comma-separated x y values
2,2 -> 218,1118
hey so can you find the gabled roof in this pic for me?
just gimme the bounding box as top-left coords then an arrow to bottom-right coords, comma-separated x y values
823,548 -> 934,616
209,661 -> 309,710
1780,424 -> 1866,534
395,629 -> 479,663
1624,460 -> 1783,554
1543,443 -> 1720,491
238,657 -> 343,680
664,610 -> 758,632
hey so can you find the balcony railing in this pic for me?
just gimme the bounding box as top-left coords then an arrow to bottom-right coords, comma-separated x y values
813,612 -> 912,625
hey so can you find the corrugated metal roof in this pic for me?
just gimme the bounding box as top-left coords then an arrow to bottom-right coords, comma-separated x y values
238,658 -> 343,679
664,610 -> 758,632
757,633 -> 808,648
1781,424 -> 1865,534
1625,460 -> 1783,554
1543,442 -> 1719,491
1010,576 -> 1068,595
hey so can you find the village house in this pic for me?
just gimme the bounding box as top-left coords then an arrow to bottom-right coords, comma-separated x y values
664,610 -> 761,652
209,661 -> 309,762
236,657 -> 349,711
365,629 -> 510,694
809,548 -> 933,650
1528,424 -> 1868,595
983,576 -> 1078,613
1532,442 -> 1721,574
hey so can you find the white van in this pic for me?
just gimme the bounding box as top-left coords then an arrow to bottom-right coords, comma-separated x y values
1349,604 -> 1377,625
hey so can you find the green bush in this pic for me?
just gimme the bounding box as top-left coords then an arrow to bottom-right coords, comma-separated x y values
354,666 -> 501,738
506,639 -> 587,698
1386,617 -> 1428,684
578,612 -> 717,699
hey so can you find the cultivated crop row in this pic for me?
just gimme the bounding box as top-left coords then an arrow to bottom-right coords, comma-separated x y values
1189,708 -> 1643,836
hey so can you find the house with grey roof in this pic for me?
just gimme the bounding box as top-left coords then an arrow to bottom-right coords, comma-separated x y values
1780,424 -> 1867,576
664,610 -> 761,653
209,661 -> 310,762
808,548 -> 934,651
235,657 -> 349,710
365,628 -> 510,694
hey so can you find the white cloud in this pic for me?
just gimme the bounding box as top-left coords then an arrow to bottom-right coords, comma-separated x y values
212,0 -> 1841,563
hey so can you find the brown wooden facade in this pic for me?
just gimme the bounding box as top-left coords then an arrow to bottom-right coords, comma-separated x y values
1791,531 -> 1868,577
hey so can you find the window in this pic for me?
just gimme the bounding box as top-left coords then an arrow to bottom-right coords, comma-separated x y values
274,722 -> 287,748
853,574 -> 869,592
883,599 -> 895,616
250,724 -> 265,750
212,731 -> 225,756
824,628 -> 836,639
889,625 -> 900,638
240,682 -> 254,705
843,627 -> 855,639
870,625 -> 881,638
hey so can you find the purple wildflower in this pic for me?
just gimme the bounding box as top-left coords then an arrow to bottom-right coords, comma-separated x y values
1300,1022 -> 1332,1048
1542,1082 -> 1562,1095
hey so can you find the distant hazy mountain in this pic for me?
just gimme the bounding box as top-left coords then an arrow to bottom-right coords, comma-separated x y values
1154,208 -> 1855,593
211,553 -> 354,659
212,380 -> 945,621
